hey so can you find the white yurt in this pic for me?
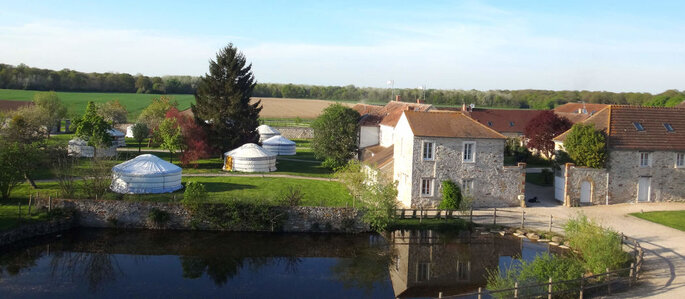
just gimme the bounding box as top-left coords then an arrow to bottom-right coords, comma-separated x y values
108,129 -> 126,147
223,143 -> 276,172
125,125 -> 134,138
262,135 -> 296,156
67,138 -> 117,158
257,125 -> 281,143
110,154 -> 182,194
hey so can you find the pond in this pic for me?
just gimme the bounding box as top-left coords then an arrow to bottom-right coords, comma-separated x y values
0,229 -> 560,298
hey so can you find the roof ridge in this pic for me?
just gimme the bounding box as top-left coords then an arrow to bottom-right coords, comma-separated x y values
609,104 -> 685,110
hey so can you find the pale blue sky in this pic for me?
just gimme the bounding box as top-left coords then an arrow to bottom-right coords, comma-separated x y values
1,1 -> 684,93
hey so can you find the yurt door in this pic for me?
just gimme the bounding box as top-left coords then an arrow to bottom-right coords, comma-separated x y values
224,156 -> 233,171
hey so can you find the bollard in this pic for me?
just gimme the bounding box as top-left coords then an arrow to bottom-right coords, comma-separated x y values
548,277 -> 552,299
514,282 -> 518,298
477,287 -> 482,299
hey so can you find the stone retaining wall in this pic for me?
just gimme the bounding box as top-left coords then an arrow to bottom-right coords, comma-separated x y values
275,127 -> 314,139
0,216 -> 76,248
42,198 -> 370,233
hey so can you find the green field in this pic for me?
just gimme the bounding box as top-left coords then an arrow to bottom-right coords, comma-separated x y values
630,210 -> 685,231
0,89 -> 195,121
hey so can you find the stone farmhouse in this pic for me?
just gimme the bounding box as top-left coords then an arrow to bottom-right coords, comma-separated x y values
553,105 -> 685,205
355,100 -> 526,208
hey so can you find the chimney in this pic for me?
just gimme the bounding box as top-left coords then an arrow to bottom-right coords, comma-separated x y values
395,95 -> 401,102
416,99 -> 425,104
462,103 -> 467,112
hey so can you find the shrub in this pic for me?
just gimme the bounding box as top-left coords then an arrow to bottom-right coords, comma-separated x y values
564,124 -> 607,168
487,254 -> 585,298
148,208 -> 170,226
564,214 -> 630,274
278,186 -> 304,207
438,180 -> 462,210
182,181 -> 206,209
189,201 -> 285,232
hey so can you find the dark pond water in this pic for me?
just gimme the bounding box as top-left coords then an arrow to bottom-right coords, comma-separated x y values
0,229 -> 559,298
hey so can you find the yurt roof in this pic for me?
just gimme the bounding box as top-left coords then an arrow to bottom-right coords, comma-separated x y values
112,154 -> 181,176
108,129 -> 125,137
263,135 -> 296,145
257,125 -> 280,135
226,143 -> 275,158
68,138 -> 88,145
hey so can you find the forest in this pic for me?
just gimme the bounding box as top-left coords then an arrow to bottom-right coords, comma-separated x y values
1,63 -> 683,109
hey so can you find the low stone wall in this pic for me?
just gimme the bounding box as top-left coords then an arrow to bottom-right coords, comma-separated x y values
43,198 -> 370,233
563,164 -> 608,206
275,127 -> 313,139
0,216 -> 76,248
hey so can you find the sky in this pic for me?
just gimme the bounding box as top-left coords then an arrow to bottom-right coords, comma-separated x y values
1,0 -> 684,93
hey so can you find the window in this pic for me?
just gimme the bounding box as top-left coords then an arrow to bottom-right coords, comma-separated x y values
665,123 -> 675,132
421,179 -> 433,196
462,179 -> 474,195
509,121 -> 515,127
417,262 -> 430,281
487,121 -> 493,126
633,122 -> 645,131
677,153 -> 685,168
463,142 -> 476,163
422,141 -> 434,160
456,261 -> 470,281
640,152 -> 651,167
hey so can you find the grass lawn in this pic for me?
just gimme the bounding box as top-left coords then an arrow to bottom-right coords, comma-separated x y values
630,210 -> 685,232
0,184 -> 59,231
0,89 -> 194,122
7,176 -> 352,208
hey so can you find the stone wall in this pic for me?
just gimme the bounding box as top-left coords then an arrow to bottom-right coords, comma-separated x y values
608,150 -> 685,203
409,136 -> 524,208
274,127 -> 313,139
42,199 -> 370,233
563,164 -> 608,206
0,216 -> 76,248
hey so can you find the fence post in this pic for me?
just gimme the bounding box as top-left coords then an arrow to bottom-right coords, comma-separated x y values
28,194 -> 32,216
401,209 -> 405,219
548,277 -> 552,299
514,281 -> 518,298
48,196 -> 52,212
18,201 -> 22,221
629,262 -> 635,287
549,215 -> 553,232
579,275 -> 584,299
469,207 -> 473,223
606,268 -> 611,295
520,210 -> 525,229
419,207 -> 423,223
477,287 -> 482,299
493,208 -> 497,226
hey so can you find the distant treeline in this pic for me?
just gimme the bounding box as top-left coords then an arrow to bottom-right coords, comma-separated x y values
1,63 -> 683,109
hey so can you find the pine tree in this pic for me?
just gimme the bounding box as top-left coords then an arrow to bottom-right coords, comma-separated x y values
73,101 -> 112,158
192,43 -> 261,153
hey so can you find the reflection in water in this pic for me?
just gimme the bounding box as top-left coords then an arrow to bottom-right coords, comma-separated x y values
0,228 -> 556,298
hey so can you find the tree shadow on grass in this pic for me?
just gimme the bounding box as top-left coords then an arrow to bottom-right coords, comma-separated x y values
201,182 -> 256,192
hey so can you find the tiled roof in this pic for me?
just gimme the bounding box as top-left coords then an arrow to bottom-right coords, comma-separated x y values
379,101 -> 433,127
677,100 -> 685,108
554,111 -> 592,124
352,104 -> 385,126
403,110 -> 506,139
554,107 -> 610,142
555,105 -> 685,151
465,109 -> 545,134
554,103 -> 609,114
361,145 -> 394,168
0,100 -> 34,112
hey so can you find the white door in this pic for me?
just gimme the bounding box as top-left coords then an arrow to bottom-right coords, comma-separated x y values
637,177 -> 651,202
580,181 -> 591,203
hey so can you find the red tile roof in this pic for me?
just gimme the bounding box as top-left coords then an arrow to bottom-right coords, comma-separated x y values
464,109 -> 545,134
352,104 -> 384,126
403,110 -> 506,139
352,101 -> 433,127
555,105 -> 685,151
554,103 -> 609,114
0,100 -> 34,112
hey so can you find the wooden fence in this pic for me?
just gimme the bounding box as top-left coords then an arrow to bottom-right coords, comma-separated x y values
392,207 -> 645,299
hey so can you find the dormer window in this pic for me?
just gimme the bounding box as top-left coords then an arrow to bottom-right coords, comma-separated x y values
487,121 -> 493,126
664,123 -> 675,132
509,121 -> 515,127
633,122 -> 645,131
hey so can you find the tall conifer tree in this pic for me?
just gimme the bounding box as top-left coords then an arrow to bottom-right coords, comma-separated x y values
192,44 -> 261,153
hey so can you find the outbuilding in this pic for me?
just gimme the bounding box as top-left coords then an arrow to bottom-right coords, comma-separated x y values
223,143 -> 276,172
257,125 -> 281,143
262,135 -> 296,156
108,129 -> 126,147
67,138 -> 117,158
110,154 -> 183,194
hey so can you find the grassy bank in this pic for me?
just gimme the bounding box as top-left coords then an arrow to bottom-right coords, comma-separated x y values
630,210 -> 685,231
